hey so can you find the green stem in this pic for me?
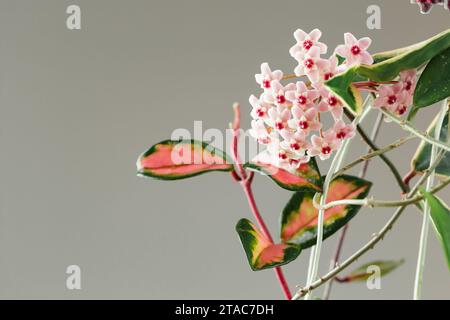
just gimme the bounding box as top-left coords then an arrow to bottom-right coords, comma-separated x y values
323,111 -> 384,300
292,149 -> 446,300
312,176 -> 450,210
304,98 -> 372,299
332,135 -> 415,180
380,107 -> 450,153
344,108 -> 410,193
413,100 -> 448,300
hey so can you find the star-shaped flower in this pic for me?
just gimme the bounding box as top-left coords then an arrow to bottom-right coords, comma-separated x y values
335,33 -> 373,66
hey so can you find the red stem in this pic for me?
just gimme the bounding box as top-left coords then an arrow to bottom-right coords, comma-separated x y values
241,181 -> 272,241
403,170 -> 417,191
242,180 -> 292,300
230,103 -> 292,300
353,80 -> 398,87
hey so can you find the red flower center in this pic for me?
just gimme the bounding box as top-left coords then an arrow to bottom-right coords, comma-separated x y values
351,45 -> 361,55
262,79 -> 271,89
337,131 -> 346,139
256,108 -> 265,117
278,152 -> 288,160
387,95 -> 397,105
303,40 -> 313,50
328,96 -> 338,107
405,81 -> 412,91
324,72 -> 334,81
397,105 -> 407,115
277,95 -> 286,104
290,143 -> 301,151
299,121 -> 309,130
275,122 -> 284,130
322,146 -> 332,155
297,95 -> 307,105
304,58 -> 315,69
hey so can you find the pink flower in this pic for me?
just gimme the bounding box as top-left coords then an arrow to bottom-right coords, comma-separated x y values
317,89 -> 344,120
249,95 -> 271,120
313,55 -> 346,89
280,130 -> 310,155
288,107 -> 321,134
332,120 -> 356,140
249,119 -> 271,144
272,134 -> 310,169
255,63 -> 283,90
335,33 -> 373,66
294,46 -> 330,83
285,81 -> 319,110
262,80 -> 296,107
393,90 -> 413,116
416,0 -> 449,13
266,105 -> 291,131
308,130 -> 342,160
289,29 -> 328,58
399,70 -> 417,94
266,138 -> 290,166
373,84 -> 408,112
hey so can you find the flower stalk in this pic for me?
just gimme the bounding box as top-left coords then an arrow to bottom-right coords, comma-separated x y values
380,107 -> 450,153
312,176 -> 450,210
413,99 -> 449,300
231,103 -> 292,300
304,98 -> 372,299
332,135 -> 416,180
292,148 -> 447,300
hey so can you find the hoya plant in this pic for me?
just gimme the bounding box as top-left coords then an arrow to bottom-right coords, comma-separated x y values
416,0 -> 450,13
137,28 -> 450,300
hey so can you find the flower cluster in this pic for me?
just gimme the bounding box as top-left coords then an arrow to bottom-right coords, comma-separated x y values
373,70 -> 417,116
249,29 -> 373,171
416,0 -> 450,14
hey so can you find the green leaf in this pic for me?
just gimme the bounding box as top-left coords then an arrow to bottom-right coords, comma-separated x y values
420,189 -> 450,270
339,259 -> 404,283
325,66 -> 363,115
411,112 -> 450,177
236,219 -> 301,271
358,29 -> 450,81
244,155 -> 323,192
326,29 -> 450,115
413,47 -> 450,110
280,175 -> 372,248
137,139 -> 233,180
336,54 -> 346,66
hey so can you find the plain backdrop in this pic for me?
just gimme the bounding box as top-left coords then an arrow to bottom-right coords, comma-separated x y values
0,0 -> 449,299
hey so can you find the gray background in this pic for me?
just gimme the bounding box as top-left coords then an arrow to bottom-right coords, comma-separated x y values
0,0 -> 449,299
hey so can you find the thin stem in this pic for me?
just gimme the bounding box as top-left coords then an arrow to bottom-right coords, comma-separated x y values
282,74 -> 305,81
292,149 -> 446,300
323,107 -> 384,299
332,135 -> 415,180
231,104 -> 247,180
361,112 -> 385,177
230,103 -> 292,300
380,107 -> 450,153
353,80 -> 398,87
304,97 -> 372,299
312,176 -> 450,210
322,221 -> 349,299
413,100 -> 448,300
305,145 -> 345,299
403,169 -> 418,189
344,108 -> 410,193
242,180 -> 292,299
